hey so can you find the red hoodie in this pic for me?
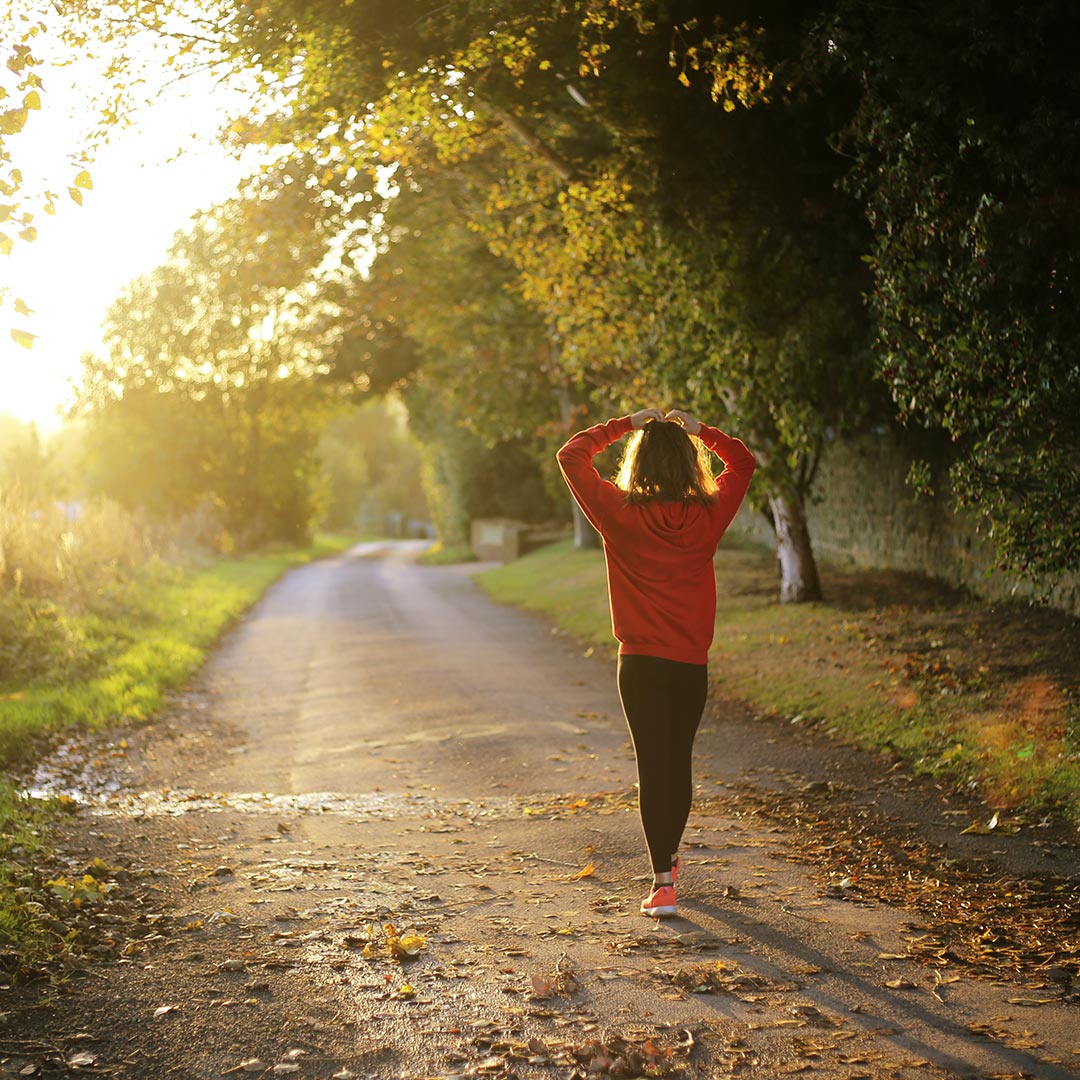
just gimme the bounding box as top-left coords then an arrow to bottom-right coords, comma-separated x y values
557,416 -> 756,665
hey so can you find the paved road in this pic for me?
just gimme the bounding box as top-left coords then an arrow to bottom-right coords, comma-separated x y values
197,540 -> 629,800
17,542 -> 1080,1079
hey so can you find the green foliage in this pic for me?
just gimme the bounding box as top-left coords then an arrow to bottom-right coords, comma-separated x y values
822,0 -> 1080,584
316,398 -> 428,532
60,0 -> 1078,594
404,383 -> 557,547
76,160 -> 347,548
0,483 -> 154,603
0,781 -> 51,955
184,0 -> 879,591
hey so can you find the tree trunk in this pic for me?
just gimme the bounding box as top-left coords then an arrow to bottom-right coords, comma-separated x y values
555,365 -> 602,551
571,500 -> 602,550
769,492 -> 822,603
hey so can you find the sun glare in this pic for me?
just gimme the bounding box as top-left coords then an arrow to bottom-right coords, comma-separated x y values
0,23 -> 258,433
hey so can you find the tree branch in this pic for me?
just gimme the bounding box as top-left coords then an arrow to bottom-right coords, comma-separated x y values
479,100 -> 577,184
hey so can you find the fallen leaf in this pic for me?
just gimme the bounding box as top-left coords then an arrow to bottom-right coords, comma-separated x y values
384,923 -> 427,960
673,930 -> 722,949
961,811 -> 1021,835
571,862 -> 596,880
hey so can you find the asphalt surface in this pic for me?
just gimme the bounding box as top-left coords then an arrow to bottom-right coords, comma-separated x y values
13,540 -> 1080,1080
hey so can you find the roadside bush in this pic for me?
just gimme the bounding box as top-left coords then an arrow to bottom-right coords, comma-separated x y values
0,594 -> 69,685
0,484 -> 155,604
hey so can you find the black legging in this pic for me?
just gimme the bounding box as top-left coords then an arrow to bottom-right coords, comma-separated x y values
616,654 -> 709,875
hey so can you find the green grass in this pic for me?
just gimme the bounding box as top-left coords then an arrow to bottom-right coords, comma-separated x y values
417,541 -> 476,565
478,541 -> 613,647
478,538 -> 1080,824
0,533 -> 360,963
0,535 -> 360,768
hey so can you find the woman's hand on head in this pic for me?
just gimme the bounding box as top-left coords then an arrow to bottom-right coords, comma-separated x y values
664,409 -> 702,435
630,408 -> 665,430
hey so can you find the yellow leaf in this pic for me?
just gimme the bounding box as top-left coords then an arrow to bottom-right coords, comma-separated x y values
10,328 -> 35,349
0,233 -> 11,256
24,90 -> 41,110
397,933 -> 426,956
571,862 -> 596,880
73,169 -> 93,190
68,187 -> 83,206
384,924 -> 426,960
397,983 -> 415,998
677,71 -> 691,88
0,107 -> 29,136
14,297 -> 31,316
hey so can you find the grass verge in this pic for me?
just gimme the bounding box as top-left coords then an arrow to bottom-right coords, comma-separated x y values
477,538 -> 1080,824
417,542 -> 477,566
0,533 -> 359,967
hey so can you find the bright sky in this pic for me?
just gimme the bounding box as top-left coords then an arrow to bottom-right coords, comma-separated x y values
0,34 -> 257,432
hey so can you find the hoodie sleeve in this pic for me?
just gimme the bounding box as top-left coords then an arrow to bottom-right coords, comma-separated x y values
556,415 -> 633,536
697,424 -> 757,535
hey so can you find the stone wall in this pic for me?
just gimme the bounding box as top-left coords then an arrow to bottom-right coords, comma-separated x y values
727,429 -> 1079,615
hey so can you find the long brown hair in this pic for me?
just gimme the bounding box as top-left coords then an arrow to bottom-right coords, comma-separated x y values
615,420 -> 718,506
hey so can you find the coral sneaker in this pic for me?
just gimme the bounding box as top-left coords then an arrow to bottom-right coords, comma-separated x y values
640,884 -> 677,918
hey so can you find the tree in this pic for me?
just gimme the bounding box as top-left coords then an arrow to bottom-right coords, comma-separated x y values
454,6 -> 881,597
316,397 -> 427,534
308,170 -> 570,545
65,1 -> 882,596
0,415 -> 53,495
821,0 -> 1080,585
75,158 -> 344,546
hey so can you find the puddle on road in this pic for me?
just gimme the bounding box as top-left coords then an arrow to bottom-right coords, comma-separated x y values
24,735 -> 127,805
92,787 -> 518,821
23,732 -> 518,821
26,767 -> 516,822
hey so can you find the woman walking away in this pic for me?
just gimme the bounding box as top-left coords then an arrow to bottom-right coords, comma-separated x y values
557,407 -> 756,918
